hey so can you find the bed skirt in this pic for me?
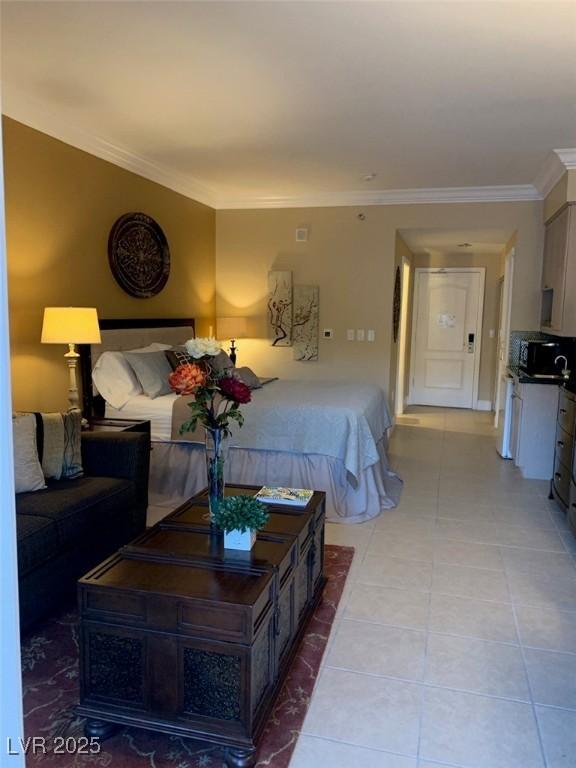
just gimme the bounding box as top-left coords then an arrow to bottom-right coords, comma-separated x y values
148,438 -> 402,524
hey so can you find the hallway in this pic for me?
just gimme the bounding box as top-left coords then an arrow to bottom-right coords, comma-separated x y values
291,407 -> 576,768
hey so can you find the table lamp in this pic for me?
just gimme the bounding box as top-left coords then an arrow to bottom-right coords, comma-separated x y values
217,317 -> 248,366
41,307 -> 101,408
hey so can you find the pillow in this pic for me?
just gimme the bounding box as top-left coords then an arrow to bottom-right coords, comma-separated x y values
143,343 -> 172,352
124,350 -> 173,399
165,346 -> 194,371
165,347 -> 234,376
13,413 -> 46,493
234,366 -> 262,389
33,412 -> 65,479
92,351 -> 142,409
211,350 -> 234,372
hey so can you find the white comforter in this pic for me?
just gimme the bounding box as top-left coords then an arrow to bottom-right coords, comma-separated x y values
107,380 -> 392,482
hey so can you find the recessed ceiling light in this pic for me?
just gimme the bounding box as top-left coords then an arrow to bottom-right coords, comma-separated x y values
362,173 -> 377,182
458,242 -> 473,248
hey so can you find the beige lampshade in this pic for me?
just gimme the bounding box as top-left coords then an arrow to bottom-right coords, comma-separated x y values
41,307 -> 101,344
217,316 -> 248,340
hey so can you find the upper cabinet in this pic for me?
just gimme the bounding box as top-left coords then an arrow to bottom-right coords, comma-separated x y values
541,204 -> 576,335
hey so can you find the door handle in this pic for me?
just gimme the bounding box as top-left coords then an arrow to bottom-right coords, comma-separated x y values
467,333 -> 475,353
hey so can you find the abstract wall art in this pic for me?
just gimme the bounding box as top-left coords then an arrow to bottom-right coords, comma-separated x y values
268,270 -> 293,346
293,285 -> 319,361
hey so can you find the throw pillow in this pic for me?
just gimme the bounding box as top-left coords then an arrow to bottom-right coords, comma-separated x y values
61,408 -> 84,479
234,366 -> 263,389
13,413 -> 46,493
124,350 -> 173,399
33,412 -> 65,480
165,346 -> 194,371
210,350 -> 234,372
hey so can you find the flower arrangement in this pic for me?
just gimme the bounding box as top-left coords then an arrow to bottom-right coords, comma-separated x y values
185,337 -> 222,359
168,337 -> 252,437
211,495 -> 269,534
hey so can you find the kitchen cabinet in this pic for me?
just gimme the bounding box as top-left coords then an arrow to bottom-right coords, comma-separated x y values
552,388 -> 574,508
510,376 -> 559,480
541,203 -> 576,335
551,388 -> 576,534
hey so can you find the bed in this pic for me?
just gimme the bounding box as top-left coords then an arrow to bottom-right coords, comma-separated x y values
80,318 -> 401,523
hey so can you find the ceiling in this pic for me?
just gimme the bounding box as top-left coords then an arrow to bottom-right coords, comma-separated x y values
400,228 -> 511,256
2,1 -> 576,208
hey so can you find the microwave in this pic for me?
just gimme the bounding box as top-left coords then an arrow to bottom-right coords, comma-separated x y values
519,340 -> 573,377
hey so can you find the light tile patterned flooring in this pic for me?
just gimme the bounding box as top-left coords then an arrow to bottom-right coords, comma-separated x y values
290,407 -> 576,768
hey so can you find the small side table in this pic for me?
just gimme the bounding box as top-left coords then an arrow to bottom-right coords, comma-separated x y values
86,417 -> 151,436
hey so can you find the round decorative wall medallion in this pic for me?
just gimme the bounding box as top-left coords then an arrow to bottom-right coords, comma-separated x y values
393,265 -> 401,343
108,212 -> 170,298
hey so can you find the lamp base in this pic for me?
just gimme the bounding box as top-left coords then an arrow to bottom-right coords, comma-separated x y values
229,339 -> 237,366
64,343 -> 80,409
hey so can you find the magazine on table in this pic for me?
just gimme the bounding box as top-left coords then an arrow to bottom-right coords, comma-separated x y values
254,486 -> 314,506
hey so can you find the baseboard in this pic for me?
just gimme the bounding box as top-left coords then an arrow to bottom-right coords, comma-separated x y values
475,400 -> 493,411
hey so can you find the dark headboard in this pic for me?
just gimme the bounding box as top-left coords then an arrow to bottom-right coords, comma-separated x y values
79,317 -> 196,418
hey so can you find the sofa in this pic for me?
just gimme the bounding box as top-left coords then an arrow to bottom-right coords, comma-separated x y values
16,430 -> 150,632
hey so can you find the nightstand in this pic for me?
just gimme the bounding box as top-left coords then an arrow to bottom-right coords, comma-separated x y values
86,417 -> 151,436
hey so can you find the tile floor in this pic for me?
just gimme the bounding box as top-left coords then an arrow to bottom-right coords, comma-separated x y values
290,407 -> 576,768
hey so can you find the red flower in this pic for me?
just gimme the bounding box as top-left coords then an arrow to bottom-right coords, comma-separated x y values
169,363 -> 206,395
219,375 -> 252,404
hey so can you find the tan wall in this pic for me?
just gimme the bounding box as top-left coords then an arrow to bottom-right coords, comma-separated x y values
4,117 -> 216,411
410,253 -> 503,405
544,170 -> 576,222
216,200 -> 543,405
569,171 -> 576,206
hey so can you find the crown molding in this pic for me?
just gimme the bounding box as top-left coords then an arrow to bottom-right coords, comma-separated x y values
216,185 -> 541,210
556,149 -> 576,169
534,148 -> 576,198
1,84 -> 552,211
2,85 -> 219,209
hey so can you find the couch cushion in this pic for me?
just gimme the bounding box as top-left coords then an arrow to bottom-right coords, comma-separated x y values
13,413 -> 46,493
16,514 -> 60,578
16,476 -> 136,553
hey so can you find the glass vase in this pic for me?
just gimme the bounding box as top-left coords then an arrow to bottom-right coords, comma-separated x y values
204,426 -> 229,523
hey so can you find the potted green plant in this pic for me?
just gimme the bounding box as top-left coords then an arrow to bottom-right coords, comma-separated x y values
211,495 -> 270,550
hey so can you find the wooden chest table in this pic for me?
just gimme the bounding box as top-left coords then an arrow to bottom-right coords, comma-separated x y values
76,485 -> 326,767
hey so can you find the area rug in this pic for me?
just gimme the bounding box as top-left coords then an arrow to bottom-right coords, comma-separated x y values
21,544 -> 354,768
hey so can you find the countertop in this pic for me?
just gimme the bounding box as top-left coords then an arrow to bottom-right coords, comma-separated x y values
507,366 -> 569,385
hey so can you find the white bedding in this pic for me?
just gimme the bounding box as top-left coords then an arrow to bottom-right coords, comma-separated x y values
106,392 -> 177,442
107,380 -> 392,482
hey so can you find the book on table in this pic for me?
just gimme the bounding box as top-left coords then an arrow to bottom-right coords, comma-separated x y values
255,486 -> 314,506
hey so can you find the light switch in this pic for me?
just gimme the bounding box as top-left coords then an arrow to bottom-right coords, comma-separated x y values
367,329 -> 375,342
347,329 -> 355,341
357,329 -> 365,342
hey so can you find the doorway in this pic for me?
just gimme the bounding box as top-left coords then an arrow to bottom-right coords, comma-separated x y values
409,267 -> 485,408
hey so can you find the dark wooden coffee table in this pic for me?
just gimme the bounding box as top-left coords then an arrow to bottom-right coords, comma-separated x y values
76,484 -> 326,768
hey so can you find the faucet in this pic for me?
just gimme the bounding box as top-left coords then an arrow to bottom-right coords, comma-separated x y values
555,355 -> 570,377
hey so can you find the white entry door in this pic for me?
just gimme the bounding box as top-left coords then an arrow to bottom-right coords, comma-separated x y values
410,268 -> 485,409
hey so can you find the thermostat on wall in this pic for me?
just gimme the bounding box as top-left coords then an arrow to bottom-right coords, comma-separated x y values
295,228 -> 309,242
323,329 -> 333,339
